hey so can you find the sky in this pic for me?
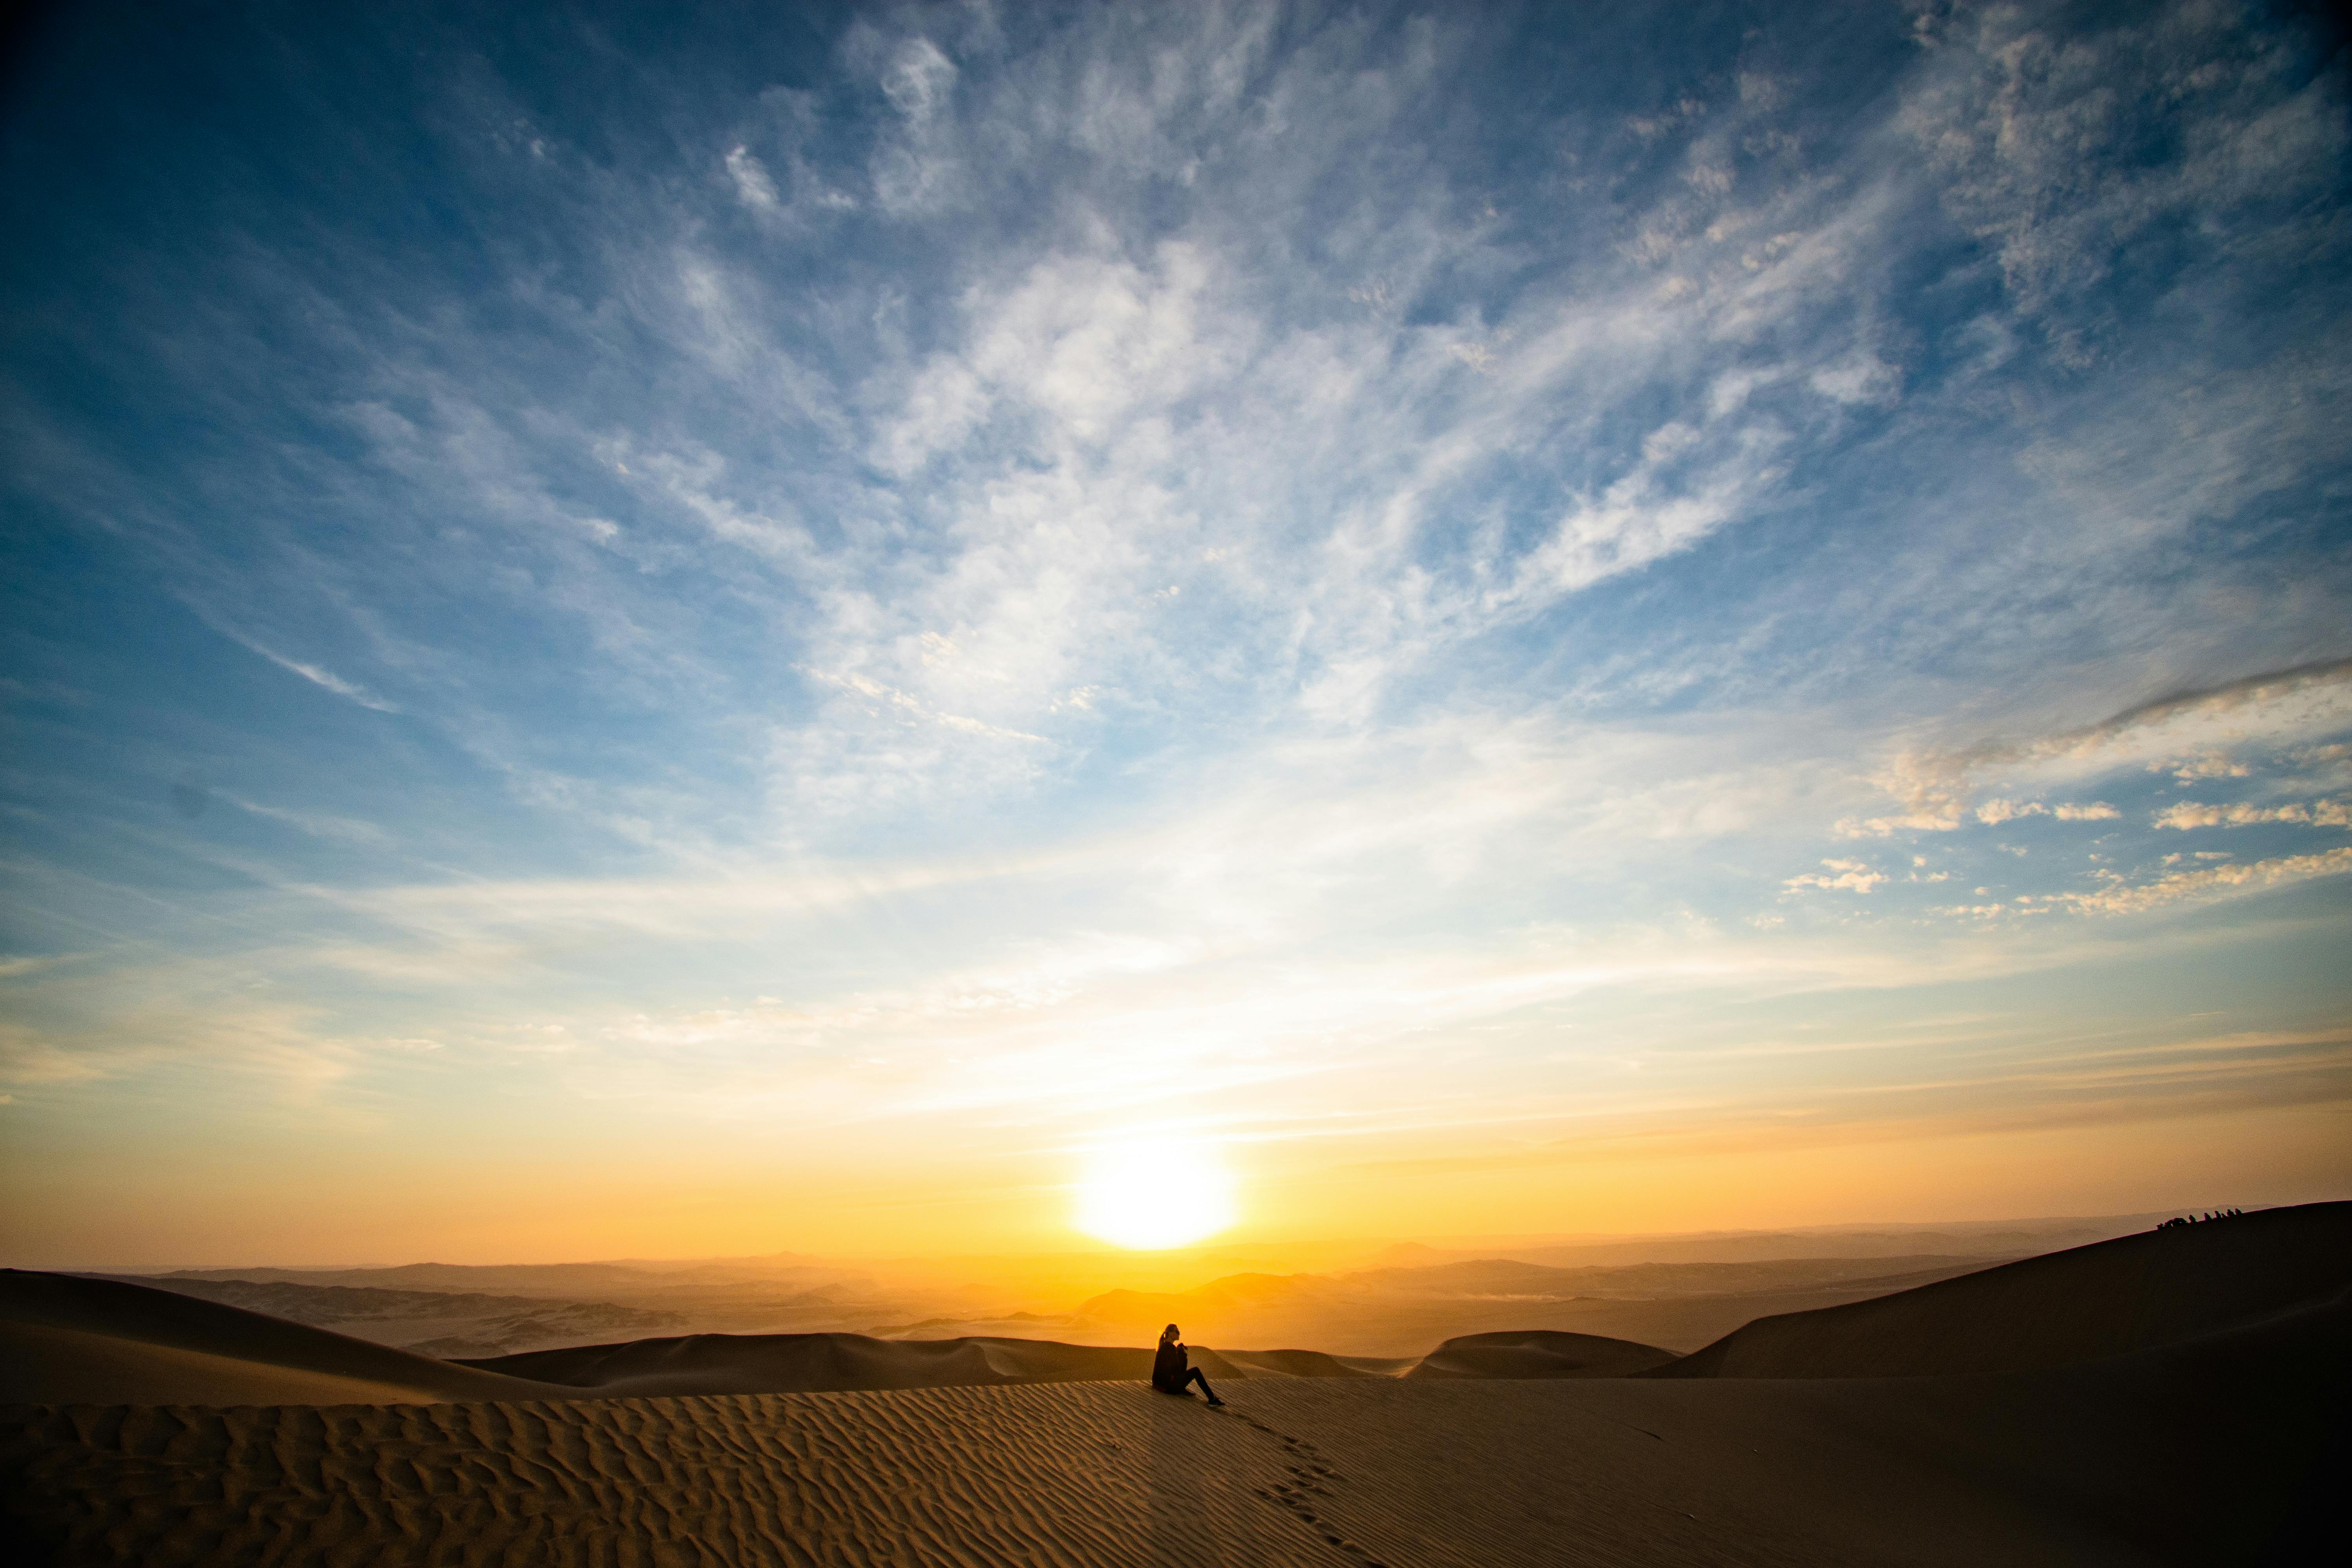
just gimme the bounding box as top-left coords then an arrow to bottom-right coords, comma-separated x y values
3,0 -> 2349,1269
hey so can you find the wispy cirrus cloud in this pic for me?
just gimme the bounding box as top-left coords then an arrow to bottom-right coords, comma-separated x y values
1840,658 -> 2352,837
194,619 -> 402,714
3,0 -> 2348,1255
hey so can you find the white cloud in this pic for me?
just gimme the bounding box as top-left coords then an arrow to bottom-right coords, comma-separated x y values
2054,846 -> 2352,916
9,0 -> 2350,1207
2153,798 -> 2350,830
1902,0 -> 2349,360
1785,858 -> 1886,895
723,145 -> 781,212
869,36 -> 965,215
1841,657 -> 2352,836
196,618 -> 401,713
2161,752 -> 2253,783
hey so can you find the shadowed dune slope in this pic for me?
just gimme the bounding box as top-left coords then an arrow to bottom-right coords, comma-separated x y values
0,1271 -> 579,1406
1651,1201 -> 2352,1378
1213,1347 -> 1410,1378
7,1293 -> 2341,1568
1406,1329 -> 1677,1379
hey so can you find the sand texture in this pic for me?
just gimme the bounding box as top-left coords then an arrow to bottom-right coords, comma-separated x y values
1653,1201 -> 2352,1377
8,1287 -> 2339,1568
4,1205 -> 2341,1564
0,1378 -> 2145,1567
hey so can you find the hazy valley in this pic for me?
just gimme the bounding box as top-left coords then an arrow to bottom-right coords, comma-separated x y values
87,1212 -> 2157,1361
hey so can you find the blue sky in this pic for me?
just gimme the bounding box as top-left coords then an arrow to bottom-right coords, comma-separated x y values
3,0 -> 2349,1263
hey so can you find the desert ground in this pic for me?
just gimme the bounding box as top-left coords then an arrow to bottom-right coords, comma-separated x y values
3,1203 -> 2341,1565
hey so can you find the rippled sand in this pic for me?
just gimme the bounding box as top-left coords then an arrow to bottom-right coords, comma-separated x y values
4,1376 -> 2150,1567
5,1207 -> 2342,1564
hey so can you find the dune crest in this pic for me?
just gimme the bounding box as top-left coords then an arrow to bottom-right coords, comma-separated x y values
5,1270 -> 1640,1404
462,1330 -> 1159,1397
0,1271 -> 577,1407
1406,1329 -> 1676,1379
1649,1200 -> 2352,1378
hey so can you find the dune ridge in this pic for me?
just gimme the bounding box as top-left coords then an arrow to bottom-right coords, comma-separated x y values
461,1327 -> 1638,1396
0,1271 -> 581,1406
0,1270 -> 1517,1405
1405,1329 -> 1676,1379
1064,1254 -> 2025,1357
1650,1201 -> 2352,1378
461,1330 -> 1167,1396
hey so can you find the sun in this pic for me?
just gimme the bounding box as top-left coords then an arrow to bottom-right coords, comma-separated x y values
1072,1138 -> 1238,1249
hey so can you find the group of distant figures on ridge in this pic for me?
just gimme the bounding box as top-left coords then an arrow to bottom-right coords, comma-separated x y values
2155,1208 -> 2244,1230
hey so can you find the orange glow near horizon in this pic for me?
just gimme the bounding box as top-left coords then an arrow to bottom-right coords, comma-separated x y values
2,1094 -> 2347,1272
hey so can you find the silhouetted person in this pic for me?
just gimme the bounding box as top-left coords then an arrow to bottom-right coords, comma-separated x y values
1152,1323 -> 1223,1405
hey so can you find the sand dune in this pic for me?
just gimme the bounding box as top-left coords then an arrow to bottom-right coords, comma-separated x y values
464,1330 -> 1422,1395
1405,1329 -> 1676,1379
1379,1212 -> 2159,1269
1652,1200 -> 2352,1377
0,1270 -> 577,1406
3,1270 -> 1410,1404
5,1207 -> 2341,1563
13,1204 -> 2344,1406
1070,1255 -> 2015,1356
1214,1347 -> 1411,1378
99,1274 -> 688,1359
9,1296 -> 2337,1566
465,1330 -> 1163,1396
4,1383 -> 2068,1567
105,1243 -> 2042,1366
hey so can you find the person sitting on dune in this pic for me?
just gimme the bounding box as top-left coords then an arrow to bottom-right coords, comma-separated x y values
1152,1323 -> 1224,1406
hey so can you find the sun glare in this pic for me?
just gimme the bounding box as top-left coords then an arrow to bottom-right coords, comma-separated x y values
1072,1138 -> 1238,1250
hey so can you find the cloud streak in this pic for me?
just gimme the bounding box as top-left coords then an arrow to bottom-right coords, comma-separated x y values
2,0 -> 2348,1252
